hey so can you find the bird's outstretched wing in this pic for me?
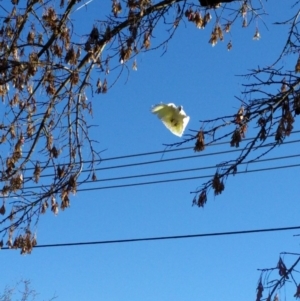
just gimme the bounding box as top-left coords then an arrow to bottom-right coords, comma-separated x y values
151,103 -> 190,137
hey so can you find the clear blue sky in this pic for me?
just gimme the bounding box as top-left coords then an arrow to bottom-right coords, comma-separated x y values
1,1 -> 300,300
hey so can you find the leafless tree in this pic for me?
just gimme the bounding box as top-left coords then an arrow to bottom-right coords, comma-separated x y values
0,0 -> 299,299
0,0 -> 265,253
167,3 -> 300,300
0,279 -> 57,301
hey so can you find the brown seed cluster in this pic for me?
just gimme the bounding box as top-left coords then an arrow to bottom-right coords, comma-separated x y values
231,107 -> 248,147
294,284 -> 300,298
194,130 -> 205,152
112,0 -> 122,17
96,78 -> 108,94
277,257 -> 289,279
185,9 -> 212,29
257,116 -> 267,141
209,25 -> 224,46
212,172 -> 224,195
193,190 -> 207,207
5,228 -> 37,255
275,99 -> 294,143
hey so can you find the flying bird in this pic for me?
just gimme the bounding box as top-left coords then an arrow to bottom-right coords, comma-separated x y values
151,103 -> 190,137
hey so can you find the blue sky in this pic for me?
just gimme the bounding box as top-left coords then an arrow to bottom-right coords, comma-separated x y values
1,1 -> 300,300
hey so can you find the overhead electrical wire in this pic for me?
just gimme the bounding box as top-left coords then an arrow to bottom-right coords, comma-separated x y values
76,163 -> 300,192
8,161 -> 300,199
2,225 -> 300,250
23,130 -> 300,173
25,138 -> 300,181
1,135 -> 299,198
67,130 -> 300,164
83,153 -> 300,183
82,139 -> 300,173
22,153 -> 300,192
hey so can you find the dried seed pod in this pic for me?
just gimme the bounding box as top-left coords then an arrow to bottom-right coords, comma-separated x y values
194,190 -> 207,207
50,146 -> 59,158
10,93 -> 20,106
27,31 -> 35,44
215,25 -> 223,41
102,79 -> 108,93
230,129 -> 242,147
119,47 -> 132,64
89,27 -> 99,43
212,172 -> 224,195
68,175 -> 77,194
10,124 -> 16,139
52,43 -> 63,57
259,127 -> 267,141
70,71 -> 79,85
194,130 -> 205,152
112,0 -> 122,17
51,196 -> 59,215
46,83 -> 56,95
227,41 -> 232,51
0,203 -> 5,215
209,32 -> 217,47
132,59 -> 138,71
33,162 -> 41,183
185,8 -> 195,22
96,78 -> 102,94
294,284 -> 300,298
253,28 -> 261,40
203,12 -> 212,27
41,201 -> 48,214
27,122 -> 35,137
275,120 -> 284,143
65,47 -> 77,65
46,134 -> 53,150
143,32 -> 151,49
241,2 -> 247,17
194,12 -> 203,29
10,173 -> 23,192
240,124 -> 247,138
257,116 -> 266,127
61,193 -> 70,210
92,172 -> 97,181
57,165 -> 65,179
224,23 -> 231,33
235,106 -> 244,124
277,257 -> 289,279
2,185 -> 9,196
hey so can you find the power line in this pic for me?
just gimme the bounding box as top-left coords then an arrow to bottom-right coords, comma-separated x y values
67,130 -> 300,164
22,153 -> 300,191
26,138 -> 300,180
2,225 -> 300,250
23,131 -> 300,173
2,138 -> 299,198
10,161 -> 300,199
74,153 -> 300,184
76,163 -> 300,192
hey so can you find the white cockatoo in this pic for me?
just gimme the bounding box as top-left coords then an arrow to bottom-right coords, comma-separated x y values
151,103 -> 190,137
